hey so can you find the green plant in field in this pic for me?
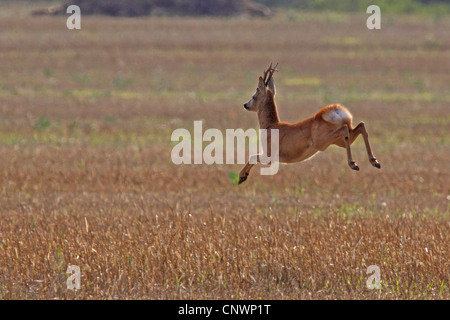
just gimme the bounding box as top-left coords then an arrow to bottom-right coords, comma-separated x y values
322,90 -> 334,104
412,78 -> 426,92
104,115 -> 116,122
228,171 -> 240,186
284,77 -> 321,87
74,74 -> 91,84
43,67 -> 53,77
112,76 -> 132,88
34,116 -> 51,130
423,37 -> 442,49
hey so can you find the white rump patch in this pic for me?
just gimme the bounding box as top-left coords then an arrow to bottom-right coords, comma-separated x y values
322,107 -> 352,124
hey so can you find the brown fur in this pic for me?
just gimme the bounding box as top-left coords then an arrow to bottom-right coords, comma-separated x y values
239,66 -> 380,184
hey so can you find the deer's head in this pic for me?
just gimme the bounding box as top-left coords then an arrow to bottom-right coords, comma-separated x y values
243,63 -> 278,112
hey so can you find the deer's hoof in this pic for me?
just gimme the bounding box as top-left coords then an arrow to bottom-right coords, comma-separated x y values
238,173 -> 249,184
370,158 -> 381,169
349,161 -> 359,171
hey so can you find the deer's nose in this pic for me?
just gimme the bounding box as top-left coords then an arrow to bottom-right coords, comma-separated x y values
244,103 -> 248,109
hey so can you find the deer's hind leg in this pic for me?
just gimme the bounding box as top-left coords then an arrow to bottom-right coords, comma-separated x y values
340,124 -> 360,170
349,122 -> 380,168
313,123 -> 360,170
333,122 -> 381,169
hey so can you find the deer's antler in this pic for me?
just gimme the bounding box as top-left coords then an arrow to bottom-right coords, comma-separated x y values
263,62 -> 278,86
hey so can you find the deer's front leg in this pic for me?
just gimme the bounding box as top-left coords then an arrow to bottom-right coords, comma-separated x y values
238,154 -> 260,184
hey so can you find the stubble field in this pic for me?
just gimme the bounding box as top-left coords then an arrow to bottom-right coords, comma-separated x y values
0,3 -> 449,299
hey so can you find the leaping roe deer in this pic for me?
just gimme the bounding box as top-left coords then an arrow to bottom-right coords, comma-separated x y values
238,63 -> 381,184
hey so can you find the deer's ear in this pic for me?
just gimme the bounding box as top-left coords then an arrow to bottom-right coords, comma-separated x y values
258,76 -> 266,91
267,77 -> 276,96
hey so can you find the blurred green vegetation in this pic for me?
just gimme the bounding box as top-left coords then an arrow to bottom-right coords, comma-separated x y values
5,0 -> 450,15
257,0 -> 450,14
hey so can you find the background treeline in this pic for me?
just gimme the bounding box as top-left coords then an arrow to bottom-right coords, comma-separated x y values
66,0 -> 254,17
21,0 -> 450,16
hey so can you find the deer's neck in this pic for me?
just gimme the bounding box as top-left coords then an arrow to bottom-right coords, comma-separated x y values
257,93 -> 280,129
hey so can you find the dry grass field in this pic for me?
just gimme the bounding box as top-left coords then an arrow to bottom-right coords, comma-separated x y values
0,3 -> 449,299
